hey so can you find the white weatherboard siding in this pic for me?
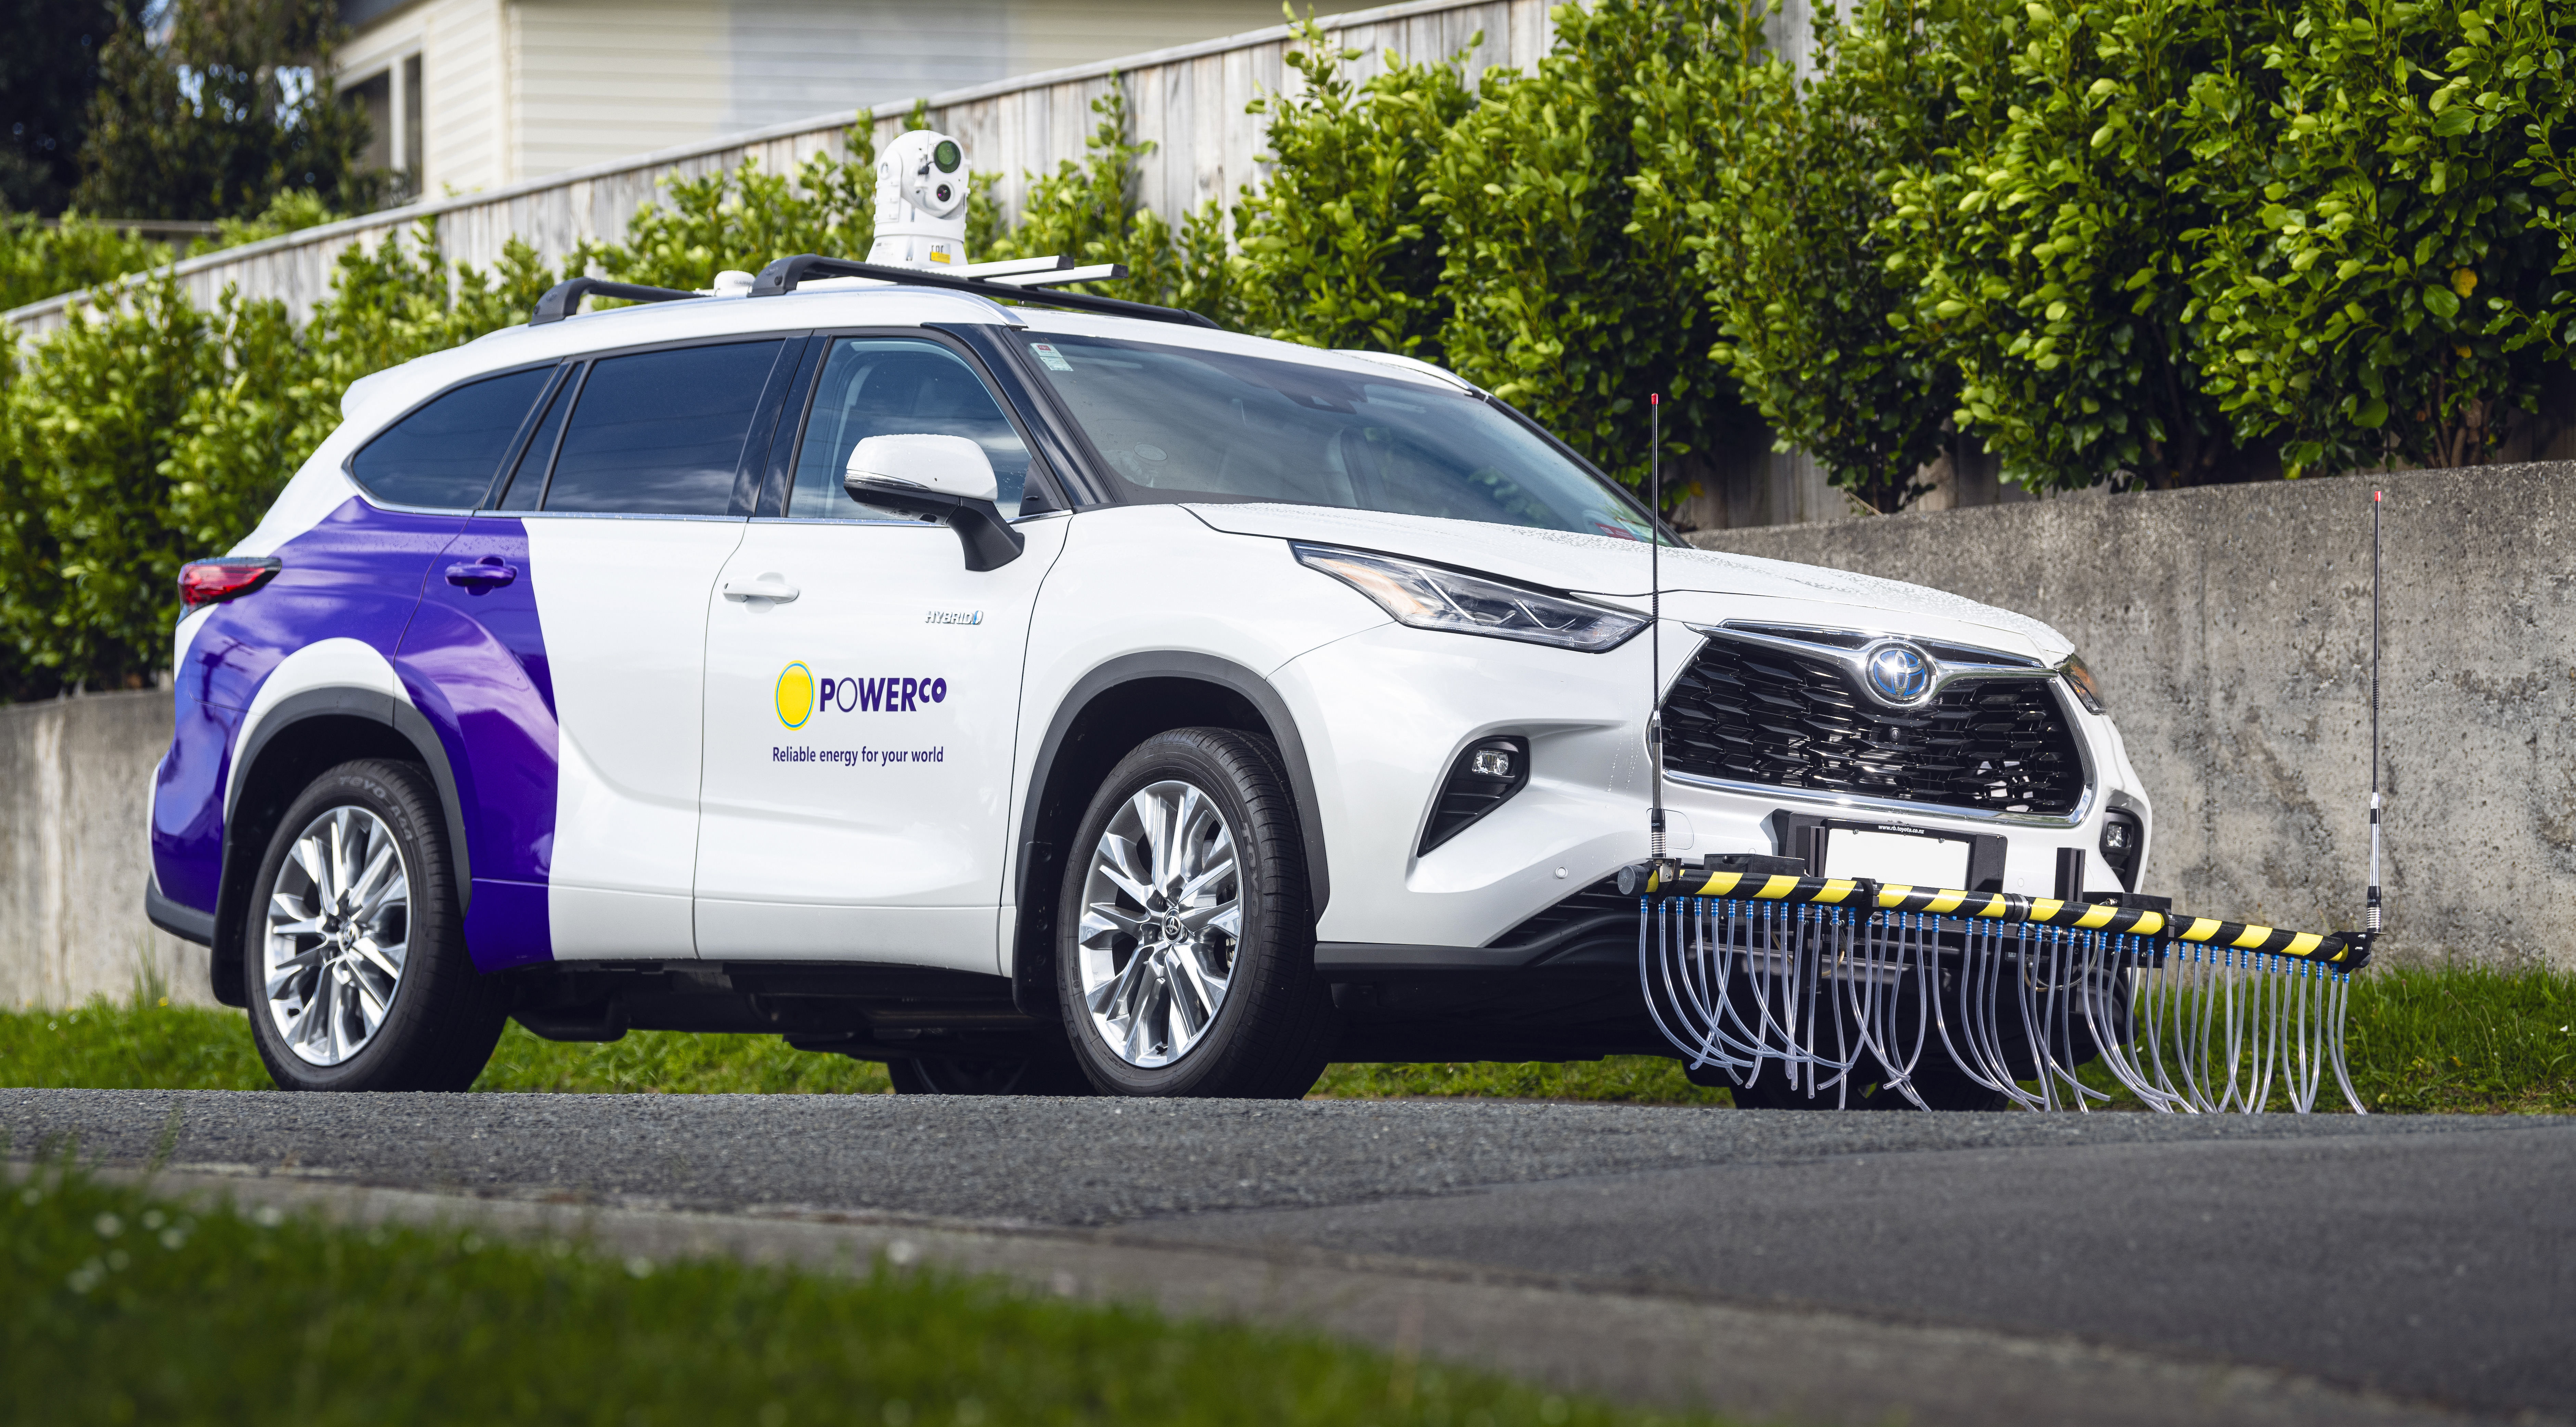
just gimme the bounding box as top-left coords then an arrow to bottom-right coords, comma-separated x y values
513,0 -> 732,180
723,0 -> 1014,135
422,0 -> 511,195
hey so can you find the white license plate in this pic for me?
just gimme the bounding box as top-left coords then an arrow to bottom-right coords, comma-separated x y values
1821,828 -> 1971,890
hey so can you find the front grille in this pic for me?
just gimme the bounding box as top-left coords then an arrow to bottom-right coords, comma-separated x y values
1662,636 -> 2085,816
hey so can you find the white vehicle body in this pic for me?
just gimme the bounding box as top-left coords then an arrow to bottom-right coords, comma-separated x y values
150,276 -> 2152,1079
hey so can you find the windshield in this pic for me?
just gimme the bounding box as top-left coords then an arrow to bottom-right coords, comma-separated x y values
1011,332 -> 1656,539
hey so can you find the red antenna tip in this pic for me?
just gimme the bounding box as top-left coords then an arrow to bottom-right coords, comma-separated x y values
2374,490 -> 2383,501
1651,393 -> 1660,405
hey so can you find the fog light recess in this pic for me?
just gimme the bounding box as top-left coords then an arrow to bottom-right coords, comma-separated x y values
1420,735 -> 1531,854
2099,809 -> 2145,891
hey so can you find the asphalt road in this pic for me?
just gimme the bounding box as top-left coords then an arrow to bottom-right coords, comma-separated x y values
9,1089 -> 2569,1423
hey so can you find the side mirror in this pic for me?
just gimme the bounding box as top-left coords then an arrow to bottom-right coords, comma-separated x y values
845,434 -> 1026,571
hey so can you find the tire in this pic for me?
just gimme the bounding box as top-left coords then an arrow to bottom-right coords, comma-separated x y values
887,1051 -> 1096,1096
242,758 -> 507,1091
1055,728 -> 1334,1098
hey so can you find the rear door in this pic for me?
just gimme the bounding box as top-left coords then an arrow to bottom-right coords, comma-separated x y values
693,333 -> 1065,973
404,335 -> 800,965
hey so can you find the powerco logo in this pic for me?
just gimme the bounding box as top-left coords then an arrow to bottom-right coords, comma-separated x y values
774,662 -> 949,727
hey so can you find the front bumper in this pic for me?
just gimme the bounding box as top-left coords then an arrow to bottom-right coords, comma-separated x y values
1275,605 -> 2153,968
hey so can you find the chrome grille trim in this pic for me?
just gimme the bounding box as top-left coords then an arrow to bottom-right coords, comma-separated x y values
1661,623 -> 2097,828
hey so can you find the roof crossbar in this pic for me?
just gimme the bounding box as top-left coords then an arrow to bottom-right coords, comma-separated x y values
746,253 -> 1219,329
531,277 -> 702,325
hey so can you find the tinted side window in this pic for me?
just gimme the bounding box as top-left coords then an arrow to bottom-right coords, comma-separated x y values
349,368 -> 551,510
495,369 -> 575,511
543,340 -> 785,515
790,338 -> 1030,520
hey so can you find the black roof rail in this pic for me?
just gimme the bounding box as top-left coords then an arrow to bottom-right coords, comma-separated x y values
746,253 -> 1220,330
531,277 -> 702,325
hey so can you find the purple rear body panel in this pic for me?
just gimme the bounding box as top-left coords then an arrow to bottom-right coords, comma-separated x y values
153,499 -> 461,914
400,516 -> 560,970
151,496 -> 566,974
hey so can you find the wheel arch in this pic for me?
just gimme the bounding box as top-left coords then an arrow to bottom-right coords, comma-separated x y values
1010,653 -> 1329,1017
211,691 -> 468,1009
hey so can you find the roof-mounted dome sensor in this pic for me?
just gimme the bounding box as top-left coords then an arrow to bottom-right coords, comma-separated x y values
869,129 -> 971,271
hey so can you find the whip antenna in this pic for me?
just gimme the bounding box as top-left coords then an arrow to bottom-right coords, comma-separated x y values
2368,489 -> 2383,937
1648,394 -> 1665,866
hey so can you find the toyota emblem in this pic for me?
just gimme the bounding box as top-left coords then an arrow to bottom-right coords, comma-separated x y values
1862,641 -> 1936,705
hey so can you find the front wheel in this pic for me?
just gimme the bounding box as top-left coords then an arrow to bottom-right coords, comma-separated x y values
1056,728 -> 1334,1098
243,759 -> 507,1091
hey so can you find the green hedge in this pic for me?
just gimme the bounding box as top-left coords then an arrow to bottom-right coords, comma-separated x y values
10,2 -> 2576,696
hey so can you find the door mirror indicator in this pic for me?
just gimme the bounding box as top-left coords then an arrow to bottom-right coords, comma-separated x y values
845,434 -> 1025,571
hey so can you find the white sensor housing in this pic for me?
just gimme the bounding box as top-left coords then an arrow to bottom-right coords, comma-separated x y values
869,129 -> 970,270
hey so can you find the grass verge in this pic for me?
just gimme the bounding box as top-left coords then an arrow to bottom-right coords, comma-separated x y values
4,963 -> 2569,1110
1,1161 -> 1712,1427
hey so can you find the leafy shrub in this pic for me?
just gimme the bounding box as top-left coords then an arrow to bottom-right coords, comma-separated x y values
1633,0 -> 1964,514
982,78 -> 1239,323
1428,0 -> 1756,501
1230,17 -> 1471,356
2184,0 -> 2574,475
0,209 -> 170,313
1873,0 -> 2263,494
0,226 -> 562,698
595,114 -> 877,294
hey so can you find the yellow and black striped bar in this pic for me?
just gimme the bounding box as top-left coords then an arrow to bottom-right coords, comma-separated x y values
1640,865 -> 2364,965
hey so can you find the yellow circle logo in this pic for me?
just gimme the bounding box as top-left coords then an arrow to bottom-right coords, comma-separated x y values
774,662 -> 814,728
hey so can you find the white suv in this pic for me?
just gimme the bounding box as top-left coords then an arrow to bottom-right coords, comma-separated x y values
144,256 -> 2151,1098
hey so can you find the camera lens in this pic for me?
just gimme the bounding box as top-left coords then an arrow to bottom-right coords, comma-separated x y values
933,139 -> 961,172
934,183 -> 952,204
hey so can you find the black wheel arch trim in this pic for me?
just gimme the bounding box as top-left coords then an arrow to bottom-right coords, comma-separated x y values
1011,652 -> 1331,1013
211,686 -> 475,1009
223,687 -> 471,896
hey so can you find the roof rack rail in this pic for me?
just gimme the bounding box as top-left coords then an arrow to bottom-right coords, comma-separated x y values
745,253 -> 1219,329
531,277 -> 702,326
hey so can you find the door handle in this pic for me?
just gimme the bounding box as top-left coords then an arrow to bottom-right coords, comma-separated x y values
722,575 -> 801,603
444,558 -> 518,590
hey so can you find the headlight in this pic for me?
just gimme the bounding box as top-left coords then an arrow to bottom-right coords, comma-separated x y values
1292,542 -> 1646,652
2061,653 -> 2107,714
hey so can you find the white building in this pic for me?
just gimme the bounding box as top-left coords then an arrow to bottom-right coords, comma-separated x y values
334,0 -> 1374,198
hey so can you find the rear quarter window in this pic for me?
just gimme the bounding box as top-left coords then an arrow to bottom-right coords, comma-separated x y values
348,367 -> 553,510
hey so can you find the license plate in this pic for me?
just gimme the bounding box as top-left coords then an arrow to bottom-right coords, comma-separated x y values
1821,828 -> 1971,890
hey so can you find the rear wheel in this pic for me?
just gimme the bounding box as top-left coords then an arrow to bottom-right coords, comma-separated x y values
243,759 -> 506,1091
1056,728 -> 1334,1098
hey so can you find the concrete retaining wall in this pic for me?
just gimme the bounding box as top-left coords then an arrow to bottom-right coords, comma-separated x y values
0,691 -> 212,1009
1692,464 -> 2576,969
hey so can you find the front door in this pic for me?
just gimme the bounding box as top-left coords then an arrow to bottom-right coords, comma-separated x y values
694,335 -> 1063,973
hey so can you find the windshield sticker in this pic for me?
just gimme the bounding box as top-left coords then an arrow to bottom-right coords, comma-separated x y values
1029,342 -> 1074,372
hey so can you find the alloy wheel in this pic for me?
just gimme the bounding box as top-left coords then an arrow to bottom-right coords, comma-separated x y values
261,805 -> 413,1066
1075,779 -> 1243,1067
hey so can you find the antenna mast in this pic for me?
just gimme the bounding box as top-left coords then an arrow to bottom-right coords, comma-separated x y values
2368,489 -> 2383,937
1649,394 -> 1665,866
